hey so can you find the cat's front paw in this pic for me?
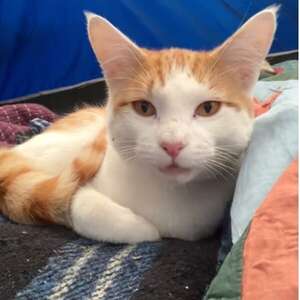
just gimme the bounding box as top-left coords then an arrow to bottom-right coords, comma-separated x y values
71,188 -> 160,244
117,211 -> 161,244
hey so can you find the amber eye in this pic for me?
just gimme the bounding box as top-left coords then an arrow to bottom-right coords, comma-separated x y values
195,101 -> 221,117
132,100 -> 156,117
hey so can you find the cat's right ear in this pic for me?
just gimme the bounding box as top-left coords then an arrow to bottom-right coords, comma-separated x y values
211,6 -> 278,95
85,12 -> 145,90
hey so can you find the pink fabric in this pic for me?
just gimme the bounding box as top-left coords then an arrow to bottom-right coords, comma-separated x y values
253,91 -> 282,117
0,103 -> 56,146
242,160 -> 298,300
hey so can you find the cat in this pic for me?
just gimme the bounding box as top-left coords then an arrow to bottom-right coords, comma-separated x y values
0,7 -> 277,243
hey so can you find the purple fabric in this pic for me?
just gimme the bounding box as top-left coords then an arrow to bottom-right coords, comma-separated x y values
0,104 -> 57,146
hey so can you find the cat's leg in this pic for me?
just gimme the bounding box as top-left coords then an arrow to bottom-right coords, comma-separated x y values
71,185 -> 160,243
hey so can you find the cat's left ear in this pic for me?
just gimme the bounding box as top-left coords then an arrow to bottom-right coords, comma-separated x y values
213,6 -> 278,94
85,12 -> 145,90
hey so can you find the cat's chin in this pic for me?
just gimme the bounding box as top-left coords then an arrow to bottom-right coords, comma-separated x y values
157,165 -> 197,184
159,164 -> 190,176
157,165 -> 222,185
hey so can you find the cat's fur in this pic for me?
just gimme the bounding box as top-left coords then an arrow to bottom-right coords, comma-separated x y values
0,7 -> 277,243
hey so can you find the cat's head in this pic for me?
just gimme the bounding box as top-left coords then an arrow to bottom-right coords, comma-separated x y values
86,7 -> 277,183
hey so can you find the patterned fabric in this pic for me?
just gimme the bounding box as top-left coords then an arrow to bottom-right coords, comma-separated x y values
0,103 -> 57,146
0,217 -> 219,299
16,240 -> 161,300
15,118 -> 52,144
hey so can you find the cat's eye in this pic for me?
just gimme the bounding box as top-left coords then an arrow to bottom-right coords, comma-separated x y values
132,100 -> 156,117
195,101 -> 221,117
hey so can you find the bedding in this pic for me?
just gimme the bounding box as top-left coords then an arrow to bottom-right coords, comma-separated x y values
205,60 -> 298,299
232,79 -> 298,243
0,103 -> 56,146
205,159 -> 298,299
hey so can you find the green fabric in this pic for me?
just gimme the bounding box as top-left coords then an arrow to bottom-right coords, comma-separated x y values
204,228 -> 249,300
260,60 -> 298,81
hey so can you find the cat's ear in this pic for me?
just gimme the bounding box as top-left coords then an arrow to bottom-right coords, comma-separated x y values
213,6 -> 278,94
85,12 -> 145,89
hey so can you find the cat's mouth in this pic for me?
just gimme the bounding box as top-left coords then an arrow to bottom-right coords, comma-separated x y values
159,163 -> 190,176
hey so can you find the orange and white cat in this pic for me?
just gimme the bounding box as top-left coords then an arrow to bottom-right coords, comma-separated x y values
0,7 -> 277,243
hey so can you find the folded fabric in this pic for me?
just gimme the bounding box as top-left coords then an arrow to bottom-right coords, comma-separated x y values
0,103 -> 57,146
260,60 -> 298,81
231,80 -> 298,243
205,159 -> 298,300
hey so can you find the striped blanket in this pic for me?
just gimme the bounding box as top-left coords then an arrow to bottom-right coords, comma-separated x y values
0,216 -> 219,299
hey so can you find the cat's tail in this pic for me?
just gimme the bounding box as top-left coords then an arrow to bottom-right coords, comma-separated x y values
0,137 -> 105,226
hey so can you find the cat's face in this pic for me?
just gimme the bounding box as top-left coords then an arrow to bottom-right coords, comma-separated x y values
86,7 -> 277,183
106,50 -> 254,183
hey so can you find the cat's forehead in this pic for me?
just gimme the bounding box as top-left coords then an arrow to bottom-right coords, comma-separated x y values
143,49 -> 252,112
113,49 -> 210,106
144,48 -> 211,85
142,48 -> 227,101
140,48 -> 217,103
151,67 -> 217,107
113,48 -> 252,114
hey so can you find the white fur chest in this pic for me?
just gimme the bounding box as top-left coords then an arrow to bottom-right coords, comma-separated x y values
92,146 -> 233,240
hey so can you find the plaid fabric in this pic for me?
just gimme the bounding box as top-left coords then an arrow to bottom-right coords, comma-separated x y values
1,216 -> 219,300
15,118 -> 52,144
0,103 -> 57,146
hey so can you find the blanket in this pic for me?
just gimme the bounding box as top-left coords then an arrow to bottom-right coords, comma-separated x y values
205,159 -> 298,300
0,218 -> 219,300
0,103 -> 56,146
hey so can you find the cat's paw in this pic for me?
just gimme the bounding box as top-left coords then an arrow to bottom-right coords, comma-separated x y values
117,211 -> 161,244
71,187 -> 160,244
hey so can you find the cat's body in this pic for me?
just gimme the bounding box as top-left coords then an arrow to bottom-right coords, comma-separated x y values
11,105 -> 232,243
93,143 -> 233,240
0,7 -> 277,243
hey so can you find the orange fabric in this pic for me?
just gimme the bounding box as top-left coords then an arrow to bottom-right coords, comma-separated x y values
242,159 -> 298,300
253,91 -> 282,117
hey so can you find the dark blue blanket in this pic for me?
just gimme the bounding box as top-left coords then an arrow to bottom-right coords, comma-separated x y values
0,215 -> 220,300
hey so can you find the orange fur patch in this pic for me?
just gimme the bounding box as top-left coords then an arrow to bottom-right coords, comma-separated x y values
0,123 -> 107,226
73,129 -> 106,185
29,176 -> 60,223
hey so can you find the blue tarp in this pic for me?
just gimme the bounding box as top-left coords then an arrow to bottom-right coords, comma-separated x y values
0,0 -> 297,101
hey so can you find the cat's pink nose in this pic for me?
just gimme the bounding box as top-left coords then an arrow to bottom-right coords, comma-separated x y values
160,142 -> 185,158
